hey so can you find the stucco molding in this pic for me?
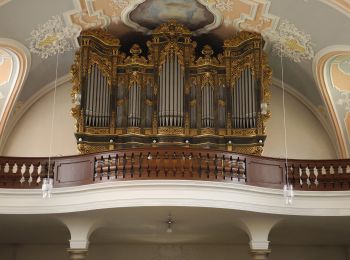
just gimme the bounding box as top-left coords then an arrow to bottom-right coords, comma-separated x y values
1,180 -> 350,216
313,45 -> 350,158
0,38 -> 31,146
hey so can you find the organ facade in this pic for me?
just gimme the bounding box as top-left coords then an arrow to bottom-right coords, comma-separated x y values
71,20 -> 272,154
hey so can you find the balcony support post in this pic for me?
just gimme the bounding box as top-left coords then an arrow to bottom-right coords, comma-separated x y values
250,249 -> 271,260
67,249 -> 88,260
238,215 -> 281,260
58,216 -> 101,260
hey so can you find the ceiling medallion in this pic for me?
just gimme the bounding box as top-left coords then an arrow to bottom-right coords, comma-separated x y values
121,0 -> 222,35
268,19 -> 314,63
27,15 -> 77,59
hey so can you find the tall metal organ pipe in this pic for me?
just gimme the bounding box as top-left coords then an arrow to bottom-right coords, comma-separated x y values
84,64 -> 110,127
232,68 -> 256,129
159,53 -> 184,127
201,85 -> 214,128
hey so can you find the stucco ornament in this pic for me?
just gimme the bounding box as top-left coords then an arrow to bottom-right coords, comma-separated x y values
268,19 -> 314,62
28,15 -> 76,59
215,0 -> 234,11
111,0 -> 130,9
337,92 -> 350,112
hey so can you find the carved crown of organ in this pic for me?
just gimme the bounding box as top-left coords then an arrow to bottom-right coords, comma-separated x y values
71,20 -> 272,155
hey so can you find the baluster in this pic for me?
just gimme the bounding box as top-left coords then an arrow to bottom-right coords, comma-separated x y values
287,164 -> 295,188
305,165 -> 311,188
324,165 -> 334,190
230,156 -> 234,180
315,165 -> 326,190
308,165 -> 317,190
189,153 -> 194,178
115,154 -> 120,179
130,153 -> 135,179
237,157 -> 242,181
146,152 -> 152,177
163,152 -> 169,177
172,152 -> 177,177
155,152 -> 160,177
99,156 -> 104,180
30,163 -> 39,187
28,164 -> 34,186
340,164 -> 349,189
122,153 -> 127,179
181,152 -> 186,178
198,153 -> 202,178
138,153 -> 143,178
222,155 -> 226,181
93,157 -> 97,181
214,154 -> 218,179
332,164 -> 343,190
243,158 -> 247,182
300,164 -> 308,190
206,153 -> 210,179
107,155 -> 111,180
36,163 -> 43,185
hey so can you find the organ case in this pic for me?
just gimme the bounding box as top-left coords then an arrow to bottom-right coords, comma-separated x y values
71,21 -> 272,155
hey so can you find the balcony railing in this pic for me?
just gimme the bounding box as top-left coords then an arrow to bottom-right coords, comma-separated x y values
0,147 -> 350,191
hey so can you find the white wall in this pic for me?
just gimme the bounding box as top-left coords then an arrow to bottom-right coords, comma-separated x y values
2,83 -> 337,159
263,85 -> 337,159
2,84 -> 77,156
0,244 -> 347,260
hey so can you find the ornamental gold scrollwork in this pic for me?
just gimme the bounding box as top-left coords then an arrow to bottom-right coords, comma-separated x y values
231,128 -> 256,137
78,143 -> 110,154
85,127 -> 110,135
158,127 -> 184,135
231,145 -> 263,156
127,127 -> 141,134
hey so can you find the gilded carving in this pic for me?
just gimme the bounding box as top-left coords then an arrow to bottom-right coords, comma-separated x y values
72,22 -> 271,156
158,127 -> 184,135
200,128 -> 215,135
85,127 -> 110,135
78,143 -> 110,154
127,127 -> 141,134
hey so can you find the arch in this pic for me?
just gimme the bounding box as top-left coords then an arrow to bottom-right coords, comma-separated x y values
313,45 -> 350,158
0,39 -> 31,140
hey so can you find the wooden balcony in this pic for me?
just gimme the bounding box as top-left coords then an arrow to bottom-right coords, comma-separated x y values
0,147 -> 349,191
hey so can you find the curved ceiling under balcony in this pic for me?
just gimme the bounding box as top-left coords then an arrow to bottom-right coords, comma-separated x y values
0,0 -> 350,156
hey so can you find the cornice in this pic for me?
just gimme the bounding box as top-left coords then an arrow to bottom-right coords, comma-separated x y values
1,180 -> 350,216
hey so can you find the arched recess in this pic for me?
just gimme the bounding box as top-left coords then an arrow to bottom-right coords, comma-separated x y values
0,39 -> 31,139
313,45 -> 350,158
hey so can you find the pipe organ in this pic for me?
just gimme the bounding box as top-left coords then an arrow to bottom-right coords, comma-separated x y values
71,20 -> 272,155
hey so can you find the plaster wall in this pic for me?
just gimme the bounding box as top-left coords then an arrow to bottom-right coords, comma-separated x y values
0,244 -> 347,260
2,84 -> 337,159
263,85 -> 337,159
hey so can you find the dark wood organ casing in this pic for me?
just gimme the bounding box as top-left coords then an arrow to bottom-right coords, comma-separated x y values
71,21 -> 272,155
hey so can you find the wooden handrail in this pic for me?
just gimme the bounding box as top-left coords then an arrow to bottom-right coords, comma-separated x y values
0,147 -> 349,190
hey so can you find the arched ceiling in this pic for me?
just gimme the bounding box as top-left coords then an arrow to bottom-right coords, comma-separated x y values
0,0 -> 350,157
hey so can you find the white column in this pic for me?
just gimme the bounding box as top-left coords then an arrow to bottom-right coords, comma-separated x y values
67,249 -> 88,260
239,214 -> 281,260
58,216 -> 101,260
250,249 -> 271,260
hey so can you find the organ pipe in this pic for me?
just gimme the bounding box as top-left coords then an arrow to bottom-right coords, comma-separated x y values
232,68 -> 257,129
73,22 -> 272,154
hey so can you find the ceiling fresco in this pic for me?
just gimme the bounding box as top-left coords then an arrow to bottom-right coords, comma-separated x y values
314,49 -> 350,157
1,0 -> 350,157
128,0 -> 216,32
